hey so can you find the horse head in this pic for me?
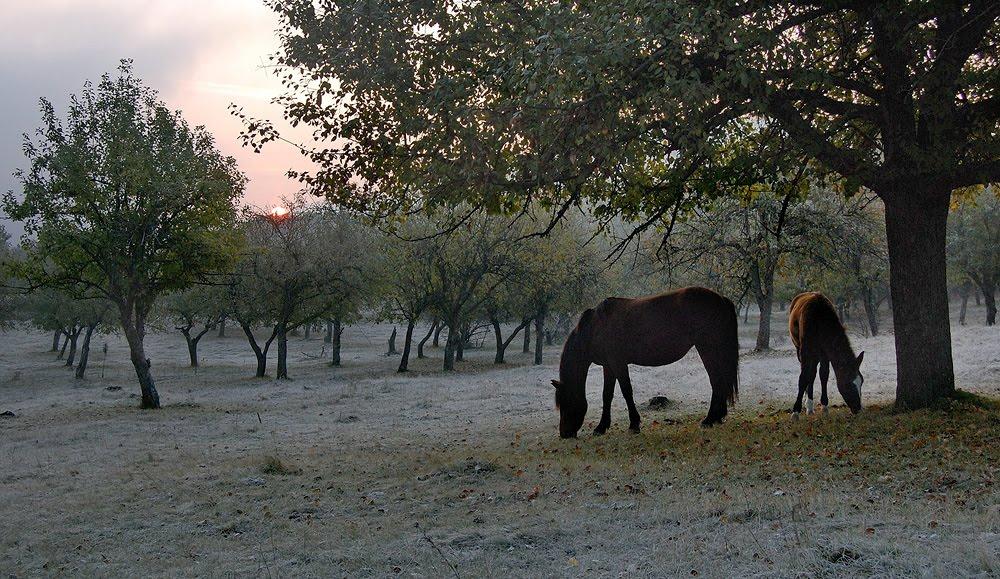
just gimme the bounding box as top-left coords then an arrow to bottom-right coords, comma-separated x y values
552,378 -> 587,438
837,351 -> 864,413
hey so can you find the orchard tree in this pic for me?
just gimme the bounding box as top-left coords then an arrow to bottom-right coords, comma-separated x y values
0,226 -> 18,328
4,61 -> 244,408
948,188 -> 1000,325
248,1 -> 1000,409
163,285 -> 226,367
381,218 -> 440,372
230,203 -> 375,378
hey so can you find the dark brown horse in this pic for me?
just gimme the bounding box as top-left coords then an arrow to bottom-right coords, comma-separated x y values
551,287 -> 739,438
788,292 -> 864,417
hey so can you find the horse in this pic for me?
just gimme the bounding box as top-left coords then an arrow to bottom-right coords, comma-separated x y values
551,287 -> 740,438
787,292 -> 864,418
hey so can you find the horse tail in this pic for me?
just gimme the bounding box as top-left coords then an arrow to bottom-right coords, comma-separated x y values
722,297 -> 740,405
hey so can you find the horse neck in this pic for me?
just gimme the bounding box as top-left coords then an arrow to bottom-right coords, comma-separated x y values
825,329 -> 857,384
559,333 -> 591,396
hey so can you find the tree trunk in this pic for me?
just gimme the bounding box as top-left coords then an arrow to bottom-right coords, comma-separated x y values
958,280 -> 971,326
75,324 -> 96,379
240,322 -> 268,378
433,323 -> 443,347
862,287 -> 880,336
492,318 -> 506,364
57,330 -> 69,360
183,331 -> 200,368
65,327 -> 81,367
974,291 -> 981,306
979,279 -> 997,326
534,309 -> 546,365
276,324 -> 289,379
455,326 -> 464,362
330,319 -> 342,366
523,323 -> 531,354
324,319 -> 333,343
304,323 -> 311,340
417,320 -> 436,359
744,302 -> 751,324
217,317 -> 226,338
754,292 -> 773,351
51,329 -> 61,352
443,329 -> 456,371
883,195 -> 954,409
398,320 -> 416,372
386,326 -> 398,356
121,314 -> 159,409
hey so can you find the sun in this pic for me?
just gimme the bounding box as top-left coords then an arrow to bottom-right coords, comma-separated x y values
270,206 -> 290,218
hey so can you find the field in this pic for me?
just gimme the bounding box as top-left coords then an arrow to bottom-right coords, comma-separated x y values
1,307 -> 998,577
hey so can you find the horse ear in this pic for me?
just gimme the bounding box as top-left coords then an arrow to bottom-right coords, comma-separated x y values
551,379 -> 561,389
856,351 -> 865,366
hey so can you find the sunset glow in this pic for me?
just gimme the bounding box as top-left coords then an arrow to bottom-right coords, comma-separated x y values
269,206 -> 290,218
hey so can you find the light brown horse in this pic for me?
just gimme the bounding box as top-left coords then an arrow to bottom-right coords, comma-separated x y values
551,287 -> 739,438
788,292 -> 864,417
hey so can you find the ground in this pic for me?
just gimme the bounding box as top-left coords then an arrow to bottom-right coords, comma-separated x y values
1,306 -> 998,577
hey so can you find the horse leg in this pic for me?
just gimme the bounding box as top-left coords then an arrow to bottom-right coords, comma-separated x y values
696,344 -> 730,427
616,365 -> 641,433
594,366 -> 616,435
793,355 -> 818,421
819,357 -> 830,414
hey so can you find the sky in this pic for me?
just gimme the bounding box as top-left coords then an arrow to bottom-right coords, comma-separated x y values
0,0 -> 308,239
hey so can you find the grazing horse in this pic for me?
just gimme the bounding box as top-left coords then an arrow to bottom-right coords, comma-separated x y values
551,287 -> 740,438
788,292 -> 864,418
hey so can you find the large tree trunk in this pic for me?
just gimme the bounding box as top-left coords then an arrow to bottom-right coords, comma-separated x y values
883,195 -> 954,409
958,280 -> 971,326
121,314 -> 159,409
417,320 -> 436,359
330,318 -> 342,366
276,324 -> 289,379
75,324 -> 96,379
51,329 -> 61,352
492,317 -> 506,364
65,327 -> 81,367
533,309 -> 546,365
398,320 -> 416,372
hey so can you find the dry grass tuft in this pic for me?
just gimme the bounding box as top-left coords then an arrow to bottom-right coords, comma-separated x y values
259,454 -> 302,476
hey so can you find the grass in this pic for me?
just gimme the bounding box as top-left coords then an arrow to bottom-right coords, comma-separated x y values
259,454 -> 302,476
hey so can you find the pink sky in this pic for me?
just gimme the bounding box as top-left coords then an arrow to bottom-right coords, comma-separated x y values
1,0 -> 309,228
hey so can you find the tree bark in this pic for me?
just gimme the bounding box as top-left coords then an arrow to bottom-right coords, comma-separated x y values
958,280 -> 971,326
433,323 -> 443,347
417,320 -> 436,359
121,313 -> 159,409
304,323 -> 312,340
65,327 -> 82,367
182,330 -> 200,368
976,278 -> 997,326
386,326 -> 398,356
398,319 -> 416,372
883,195 -> 954,409
75,324 -> 96,379
862,287 -> 880,336
533,308 -> 546,365
523,322 -> 531,353
217,317 -> 226,338
57,331 -> 69,359
330,318 -> 342,366
455,324 -> 465,362
50,329 -> 61,352
492,317 -> 506,364
443,329 -> 456,371
752,262 -> 775,351
324,319 -> 333,343
276,323 -> 289,379
240,322 -> 269,377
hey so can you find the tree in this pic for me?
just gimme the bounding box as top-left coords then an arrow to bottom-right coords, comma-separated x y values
4,61 -> 245,408
0,226 -> 18,328
381,219 -> 440,372
229,204 -> 375,378
26,287 -> 112,378
162,286 -> 226,367
250,1 -> 1000,409
948,188 -> 1000,325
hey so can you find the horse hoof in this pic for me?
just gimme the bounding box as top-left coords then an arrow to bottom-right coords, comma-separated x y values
629,426 -> 641,434
806,400 -> 815,415
593,426 -> 608,436
791,412 -> 800,421
822,406 -> 829,415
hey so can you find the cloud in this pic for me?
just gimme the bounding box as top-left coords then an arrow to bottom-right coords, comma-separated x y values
1,1 -> 309,240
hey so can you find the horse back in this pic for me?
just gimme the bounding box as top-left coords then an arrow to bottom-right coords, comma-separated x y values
788,292 -> 843,355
